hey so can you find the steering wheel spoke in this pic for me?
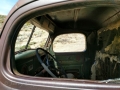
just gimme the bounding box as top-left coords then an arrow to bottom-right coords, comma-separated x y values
36,48 -> 67,78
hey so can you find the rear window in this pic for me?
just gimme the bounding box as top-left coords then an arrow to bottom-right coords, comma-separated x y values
53,33 -> 86,52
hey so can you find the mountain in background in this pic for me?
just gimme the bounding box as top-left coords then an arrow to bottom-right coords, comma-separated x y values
0,15 -> 6,31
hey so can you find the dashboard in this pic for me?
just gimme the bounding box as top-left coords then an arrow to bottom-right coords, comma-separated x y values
15,50 -> 44,76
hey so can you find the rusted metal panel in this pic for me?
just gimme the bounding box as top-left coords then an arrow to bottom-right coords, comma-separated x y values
2,0 -> 120,89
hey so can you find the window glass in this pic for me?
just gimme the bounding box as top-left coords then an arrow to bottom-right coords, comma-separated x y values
53,33 -> 86,52
15,22 -> 49,51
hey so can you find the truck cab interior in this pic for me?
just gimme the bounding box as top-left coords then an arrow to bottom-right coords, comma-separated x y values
13,5 -> 120,82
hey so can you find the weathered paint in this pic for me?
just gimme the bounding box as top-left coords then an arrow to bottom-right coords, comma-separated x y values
95,51 -> 120,63
98,18 -> 120,54
105,36 -> 120,54
91,15 -> 120,81
105,20 -> 120,31
91,51 -> 120,80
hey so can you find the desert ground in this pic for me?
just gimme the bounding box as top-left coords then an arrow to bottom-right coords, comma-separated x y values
0,15 -> 85,52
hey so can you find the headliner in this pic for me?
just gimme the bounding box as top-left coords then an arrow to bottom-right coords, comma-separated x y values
48,6 -> 120,32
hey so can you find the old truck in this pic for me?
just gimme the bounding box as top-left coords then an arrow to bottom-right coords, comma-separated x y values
1,0 -> 120,89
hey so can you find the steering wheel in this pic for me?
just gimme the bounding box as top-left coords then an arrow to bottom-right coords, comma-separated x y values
36,48 -> 67,78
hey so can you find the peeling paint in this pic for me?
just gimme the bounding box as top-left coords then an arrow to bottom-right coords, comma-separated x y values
91,60 -> 98,80
95,12 -> 120,81
105,36 -> 120,54
98,20 -> 120,35
95,51 -> 120,63
91,51 -> 120,80
105,20 -> 120,31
